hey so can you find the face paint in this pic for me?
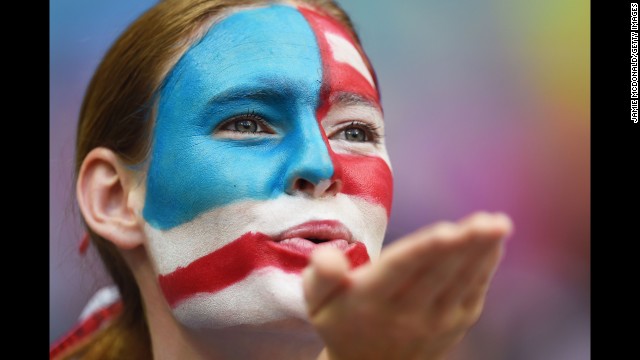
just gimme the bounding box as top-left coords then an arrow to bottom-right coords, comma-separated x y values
142,4 -> 393,329
158,231 -> 370,308
298,6 -> 393,216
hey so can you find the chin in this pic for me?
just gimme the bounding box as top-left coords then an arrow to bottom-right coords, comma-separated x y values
171,267 -> 310,330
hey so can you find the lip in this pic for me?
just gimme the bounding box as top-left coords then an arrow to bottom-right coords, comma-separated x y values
272,220 -> 356,256
277,220 -> 354,243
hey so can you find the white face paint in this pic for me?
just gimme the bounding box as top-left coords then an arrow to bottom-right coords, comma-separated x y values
325,32 -> 375,88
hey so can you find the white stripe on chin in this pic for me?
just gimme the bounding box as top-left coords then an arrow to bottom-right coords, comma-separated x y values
172,267 -> 308,329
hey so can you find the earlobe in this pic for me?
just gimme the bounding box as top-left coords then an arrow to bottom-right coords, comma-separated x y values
77,147 -> 146,250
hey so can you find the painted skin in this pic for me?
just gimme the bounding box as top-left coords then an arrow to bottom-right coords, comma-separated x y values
142,4 -> 393,329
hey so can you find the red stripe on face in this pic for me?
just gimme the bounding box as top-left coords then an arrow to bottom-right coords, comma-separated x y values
298,7 -> 393,216
337,154 -> 393,216
158,232 -> 369,307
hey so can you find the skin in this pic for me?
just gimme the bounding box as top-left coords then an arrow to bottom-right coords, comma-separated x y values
76,3 -> 513,360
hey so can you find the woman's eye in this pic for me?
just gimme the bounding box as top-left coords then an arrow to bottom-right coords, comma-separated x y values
234,119 -> 259,133
332,122 -> 380,143
217,113 -> 273,135
343,127 -> 367,142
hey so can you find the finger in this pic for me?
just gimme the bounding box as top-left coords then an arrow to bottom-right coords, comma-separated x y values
430,238 -> 500,311
352,221 -> 468,299
363,212 -> 497,300
447,212 -> 512,307
458,244 -> 505,310
426,251 -> 501,334
456,211 -> 514,243
390,240 -> 475,309
303,246 -> 351,317
425,215 -> 510,327
392,212 -> 510,309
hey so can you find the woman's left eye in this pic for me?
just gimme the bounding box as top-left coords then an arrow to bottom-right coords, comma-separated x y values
343,127 -> 367,142
331,122 -> 380,143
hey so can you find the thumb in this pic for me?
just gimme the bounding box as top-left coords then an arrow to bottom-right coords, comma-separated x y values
302,246 -> 351,317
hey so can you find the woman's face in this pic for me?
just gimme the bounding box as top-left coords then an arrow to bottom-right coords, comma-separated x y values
141,4 -> 392,329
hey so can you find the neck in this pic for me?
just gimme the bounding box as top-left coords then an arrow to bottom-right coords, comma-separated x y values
188,322 -> 324,360
127,247 -> 324,360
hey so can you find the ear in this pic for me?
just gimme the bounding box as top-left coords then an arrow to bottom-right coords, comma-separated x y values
76,147 -> 146,249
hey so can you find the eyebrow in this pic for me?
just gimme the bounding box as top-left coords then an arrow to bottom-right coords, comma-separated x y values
207,85 -> 293,106
331,92 -> 382,112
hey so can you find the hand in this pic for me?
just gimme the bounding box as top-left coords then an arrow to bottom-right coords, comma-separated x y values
303,212 -> 513,360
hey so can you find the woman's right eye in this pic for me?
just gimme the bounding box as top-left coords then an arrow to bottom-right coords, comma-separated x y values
215,113 -> 274,136
229,119 -> 260,133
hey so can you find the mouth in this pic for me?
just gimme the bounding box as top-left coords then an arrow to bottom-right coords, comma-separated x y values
159,221 -> 369,308
272,220 -> 356,256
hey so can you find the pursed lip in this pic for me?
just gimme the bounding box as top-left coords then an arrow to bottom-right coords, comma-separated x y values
275,220 -> 354,244
271,220 -> 357,256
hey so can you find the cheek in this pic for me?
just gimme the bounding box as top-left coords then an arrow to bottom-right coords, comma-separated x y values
335,153 -> 393,218
144,138 -> 286,230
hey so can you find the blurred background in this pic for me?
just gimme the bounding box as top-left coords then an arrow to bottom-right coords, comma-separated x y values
50,0 -> 589,358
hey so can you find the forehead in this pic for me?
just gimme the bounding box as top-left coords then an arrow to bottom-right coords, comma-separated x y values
168,5 -> 320,96
160,4 -> 377,108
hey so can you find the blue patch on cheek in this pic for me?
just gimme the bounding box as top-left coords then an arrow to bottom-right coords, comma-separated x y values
142,5 -> 334,230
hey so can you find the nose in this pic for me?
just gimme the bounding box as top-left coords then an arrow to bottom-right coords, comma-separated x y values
290,177 -> 342,198
283,120 -> 342,198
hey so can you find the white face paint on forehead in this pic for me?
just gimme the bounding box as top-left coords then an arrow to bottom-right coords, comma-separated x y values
325,32 -> 375,88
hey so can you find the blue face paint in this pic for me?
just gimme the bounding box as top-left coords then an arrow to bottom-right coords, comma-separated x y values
143,5 -> 333,230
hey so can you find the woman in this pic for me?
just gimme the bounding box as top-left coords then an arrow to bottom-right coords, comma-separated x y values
51,0 -> 512,359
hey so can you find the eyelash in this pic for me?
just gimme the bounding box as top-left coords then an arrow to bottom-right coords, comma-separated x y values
334,121 -> 383,144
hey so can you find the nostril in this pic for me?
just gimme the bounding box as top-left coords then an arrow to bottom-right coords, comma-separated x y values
324,179 -> 341,196
289,178 -> 341,197
312,179 -> 341,198
294,178 -> 313,193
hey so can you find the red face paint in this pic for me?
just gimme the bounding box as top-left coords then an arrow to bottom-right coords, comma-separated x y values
298,6 -> 394,217
158,232 -> 369,307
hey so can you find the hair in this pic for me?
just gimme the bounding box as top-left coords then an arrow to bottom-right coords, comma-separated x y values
67,0 -> 377,358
